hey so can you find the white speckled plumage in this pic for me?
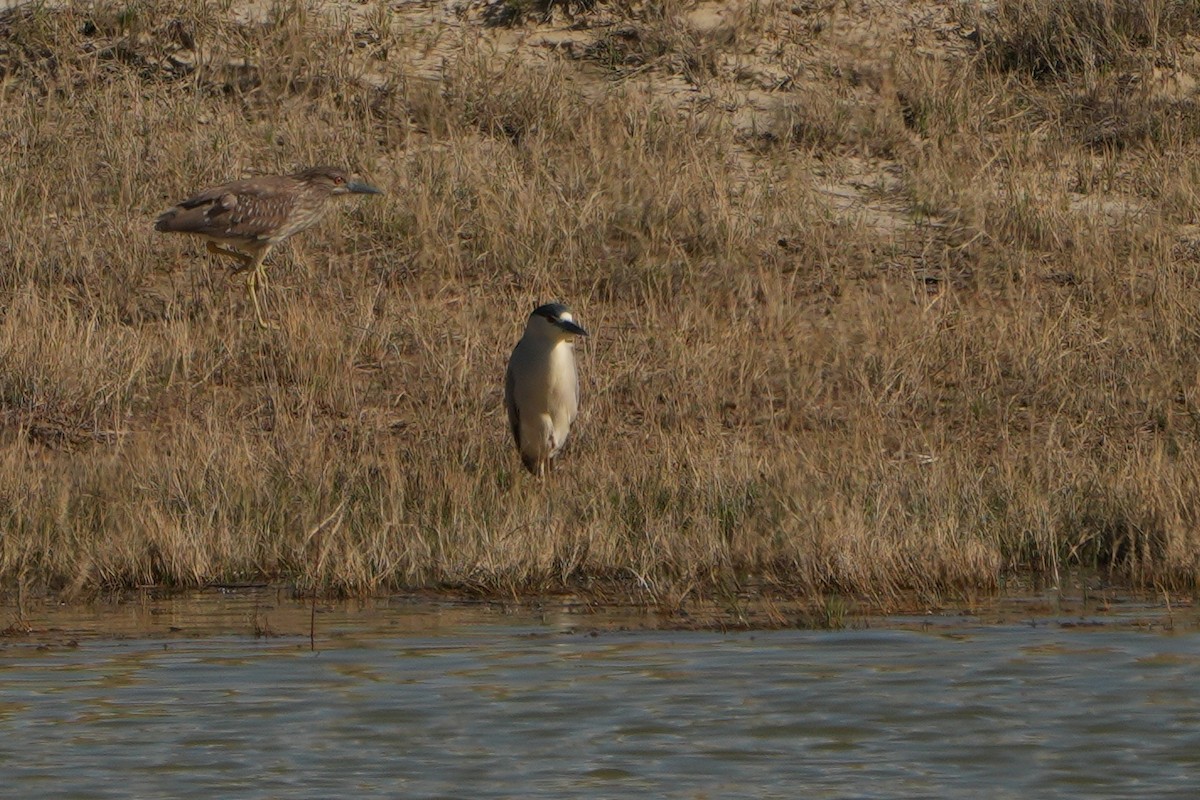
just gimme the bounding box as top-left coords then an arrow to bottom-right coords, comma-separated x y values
154,166 -> 381,328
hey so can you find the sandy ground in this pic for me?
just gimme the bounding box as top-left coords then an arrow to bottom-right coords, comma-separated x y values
134,0 -> 1200,242
151,0 -> 974,232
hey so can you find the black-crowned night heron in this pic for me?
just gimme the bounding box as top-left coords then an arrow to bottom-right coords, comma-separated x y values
504,302 -> 589,476
154,166 -> 382,328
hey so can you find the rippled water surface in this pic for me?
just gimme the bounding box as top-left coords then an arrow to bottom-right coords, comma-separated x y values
2,594 -> 1199,798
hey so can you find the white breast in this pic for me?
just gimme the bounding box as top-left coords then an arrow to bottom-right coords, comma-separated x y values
511,338 -> 578,462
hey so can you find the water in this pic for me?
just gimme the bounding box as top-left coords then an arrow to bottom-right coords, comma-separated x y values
2,594 -> 1199,798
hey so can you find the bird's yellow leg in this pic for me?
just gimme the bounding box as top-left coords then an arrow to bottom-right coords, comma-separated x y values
245,256 -> 277,330
206,241 -> 254,272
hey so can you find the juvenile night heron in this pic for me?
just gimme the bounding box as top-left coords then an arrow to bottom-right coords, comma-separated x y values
154,166 -> 383,328
504,302 -> 589,476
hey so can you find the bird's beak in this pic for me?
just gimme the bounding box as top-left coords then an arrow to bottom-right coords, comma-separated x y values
558,319 -> 589,337
347,180 -> 383,195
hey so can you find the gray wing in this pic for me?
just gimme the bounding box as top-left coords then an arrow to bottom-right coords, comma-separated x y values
154,177 -> 298,241
504,358 -> 520,449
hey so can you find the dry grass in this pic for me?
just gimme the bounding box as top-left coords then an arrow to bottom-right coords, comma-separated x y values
1,0 -> 1200,610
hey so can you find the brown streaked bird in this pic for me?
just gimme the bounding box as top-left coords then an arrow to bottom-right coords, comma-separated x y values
154,166 -> 383,328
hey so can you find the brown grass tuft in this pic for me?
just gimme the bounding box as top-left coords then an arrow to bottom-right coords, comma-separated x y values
968,0 -> 1199,80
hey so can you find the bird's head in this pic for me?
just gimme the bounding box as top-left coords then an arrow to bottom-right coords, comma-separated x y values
527,302 -> 589,341
294,166 -> 384,197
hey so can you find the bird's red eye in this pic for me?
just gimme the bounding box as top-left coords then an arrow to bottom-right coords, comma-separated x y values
334,175 -> 345,184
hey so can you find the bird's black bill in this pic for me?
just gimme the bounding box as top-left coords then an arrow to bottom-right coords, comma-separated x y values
348,180 -> 384,195
557,319 -> 589,337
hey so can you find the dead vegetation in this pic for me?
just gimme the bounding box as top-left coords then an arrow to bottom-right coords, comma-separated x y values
1,0 -> 1200,610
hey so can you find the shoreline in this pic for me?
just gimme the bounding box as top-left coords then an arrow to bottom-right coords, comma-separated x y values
4,581 -> 1195,643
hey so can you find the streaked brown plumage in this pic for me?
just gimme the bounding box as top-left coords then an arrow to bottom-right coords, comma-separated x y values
154,166 -> 382,328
